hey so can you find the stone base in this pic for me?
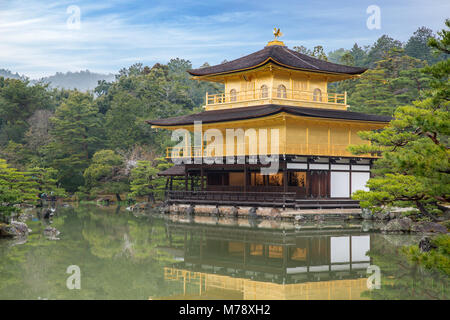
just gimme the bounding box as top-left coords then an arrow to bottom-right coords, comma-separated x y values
166,204 -> 362,220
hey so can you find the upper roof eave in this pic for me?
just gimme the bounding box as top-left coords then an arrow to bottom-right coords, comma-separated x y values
187,45 -> 367,77
189,58 -> 367,79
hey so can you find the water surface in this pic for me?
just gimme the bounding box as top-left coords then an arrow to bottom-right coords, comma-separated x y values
0,204 -> 448,300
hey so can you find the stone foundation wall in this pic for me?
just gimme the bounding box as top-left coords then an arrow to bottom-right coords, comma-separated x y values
166,203 -> 363,220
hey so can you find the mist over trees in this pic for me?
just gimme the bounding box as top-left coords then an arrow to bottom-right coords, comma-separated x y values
38,70 -> 116,91
0,69 -> 115,92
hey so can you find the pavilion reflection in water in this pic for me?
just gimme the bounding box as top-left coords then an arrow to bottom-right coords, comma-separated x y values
161,219 -> 371,300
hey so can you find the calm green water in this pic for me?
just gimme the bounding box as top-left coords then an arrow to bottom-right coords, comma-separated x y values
0,204 -> 448,300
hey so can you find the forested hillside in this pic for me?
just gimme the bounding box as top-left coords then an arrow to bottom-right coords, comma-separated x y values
0,24 -> 448,200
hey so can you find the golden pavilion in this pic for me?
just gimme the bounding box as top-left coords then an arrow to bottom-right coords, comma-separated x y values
147,31 -> 391,209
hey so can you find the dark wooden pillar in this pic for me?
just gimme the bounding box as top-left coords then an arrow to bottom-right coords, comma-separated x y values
200,166 -> 204,191
244,163 -> 248,193
349,169 -> 352,199
283,161 -> 288,193
185,170 -> 188,191
244,243 -> 249,267
164,177 -> 169,199
349,236 -> 353,272
282,245 -> 288,279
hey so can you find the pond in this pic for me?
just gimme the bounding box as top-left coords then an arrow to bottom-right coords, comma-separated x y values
0,204 -> 448,300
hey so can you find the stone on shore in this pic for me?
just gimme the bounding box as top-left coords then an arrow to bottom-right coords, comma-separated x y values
0,221 -> 31,238
218,206 -> 238,217
194,205 -> 216,215
128,202 -> 152,211
381,217 -> 412,233
361,208 -> 373,220
418,236 -> 437,252
44,226 -> 61,240
410,221 -> 448,234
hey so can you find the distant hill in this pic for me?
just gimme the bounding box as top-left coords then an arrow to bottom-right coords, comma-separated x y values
0,69 -> 27,81
0,69 -> 115,91
37,70 -> 115,91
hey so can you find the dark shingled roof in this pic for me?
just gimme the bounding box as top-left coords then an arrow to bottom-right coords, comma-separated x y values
147,104 -> 391,127
158,165 -> 185,176
188,45 -> 367,76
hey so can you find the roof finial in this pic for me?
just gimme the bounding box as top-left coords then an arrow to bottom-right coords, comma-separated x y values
267,28 -> 286,47
273,28 -> 283,40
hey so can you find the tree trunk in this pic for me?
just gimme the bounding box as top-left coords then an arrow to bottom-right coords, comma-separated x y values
436,202 -> 449,214
415,201 -> 438,221
115,193 -> 122,202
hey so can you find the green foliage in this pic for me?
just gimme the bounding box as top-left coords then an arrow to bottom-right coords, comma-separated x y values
363,234 -> 449,300
427,19 -> 450,55
98,61 -> 222,153
350,21 -> 450,219
28,166 -> 66,198
327,48 -> 347,63
45,91 -> 103,192
347,68 -> 399,115
83,149 -> 128,200
367,35 -> 403,67
405,26 -> 444,64
0,159 -> 38,219
293,45 -> 328,60
347,50 -> 431,115
130,158 -> 172,201
0,77 -> 54,144
330,26 -> 448,116
0,141 -> 30,169
349,43 -> 367,67
339,52 -> 355,66
0,58 -> 222,194
401,234 -> 450,275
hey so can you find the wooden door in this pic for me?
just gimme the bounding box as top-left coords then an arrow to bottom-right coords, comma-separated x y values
308,171 -> 329,198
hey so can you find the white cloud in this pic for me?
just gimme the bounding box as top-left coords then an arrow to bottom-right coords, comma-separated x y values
0,0 -> 448,78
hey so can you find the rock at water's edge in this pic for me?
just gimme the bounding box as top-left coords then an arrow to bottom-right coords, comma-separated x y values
44,226 -> 61,240
0,221 -> 30,238
381,217 -> 412,233
411,221 -> 448,234
418,236 -> 437,252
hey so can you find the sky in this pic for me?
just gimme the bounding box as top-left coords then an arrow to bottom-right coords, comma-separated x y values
0,0 -> 449,78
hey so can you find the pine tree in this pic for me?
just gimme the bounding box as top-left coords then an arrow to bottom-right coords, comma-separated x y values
83,149 -> 128,201
129,158 -> 173,202
46,91 -> 103,192
349,21 -> 450,220
0,159 -> 38,220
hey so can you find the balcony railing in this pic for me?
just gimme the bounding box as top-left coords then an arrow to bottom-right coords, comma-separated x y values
167,190 -> 297,207
166,143 -> 376,159
206,88 -> 347,106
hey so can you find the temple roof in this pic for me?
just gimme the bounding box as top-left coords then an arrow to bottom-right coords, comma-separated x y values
147,104 -> 391,127
188,45 -> 367,77
158,165 -> 185,176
